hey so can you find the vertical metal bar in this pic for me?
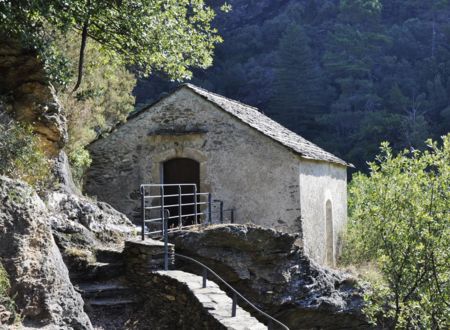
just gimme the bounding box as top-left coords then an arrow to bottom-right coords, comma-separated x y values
219,201 -> 224,224
208,193 -> 212,225
202,268 -> 207,288
268,320 -> 273,330
232,292 -> 237,317
164,209 -> 169,271
160,185 -> 165,233
194,185 -> 198,225
230,209 -> 235,224
141,186 -> 145,241
178,185 -> 182,229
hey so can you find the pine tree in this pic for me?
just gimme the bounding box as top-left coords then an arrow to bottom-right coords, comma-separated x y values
269,24 -> 327,137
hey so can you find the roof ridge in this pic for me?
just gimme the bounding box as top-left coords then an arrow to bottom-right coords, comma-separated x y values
183,83 -> 261,111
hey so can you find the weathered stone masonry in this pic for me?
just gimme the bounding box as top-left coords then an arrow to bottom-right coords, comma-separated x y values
86,84 -> 350,266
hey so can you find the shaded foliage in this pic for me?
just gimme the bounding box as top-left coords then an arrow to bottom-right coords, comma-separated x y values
0,0 -> 223,89
0,113 -> 51,190
136,0 -> 450,171
56,32 -> 136,186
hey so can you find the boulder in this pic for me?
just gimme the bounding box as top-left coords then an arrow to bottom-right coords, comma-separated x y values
47,191 -> 135,248
46,191 -> 135,272
171,224 -> 371,330
0,176 -> 92,329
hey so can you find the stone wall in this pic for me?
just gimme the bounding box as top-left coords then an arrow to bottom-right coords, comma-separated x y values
123,238 -> 174,281
128,271 -> 228,330
299,160 -> 348,266
86,88 -> 302,233
122,239 -> 227,330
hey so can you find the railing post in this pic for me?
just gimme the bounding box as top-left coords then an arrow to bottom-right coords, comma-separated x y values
160,185 -> 165,231
194,185 -> 198,225
232,292 -> 237,317
268,319 -> 273,330
208,193 -> 212,225
164,209 -> 169,271
178,185 -> 182,229
202,268 -> 207,288
141,186 -> 145,241
230,208 -> 235,224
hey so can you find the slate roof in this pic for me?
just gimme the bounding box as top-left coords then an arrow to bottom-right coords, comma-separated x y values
131,83 -> 351,167
182,84 -> 351,167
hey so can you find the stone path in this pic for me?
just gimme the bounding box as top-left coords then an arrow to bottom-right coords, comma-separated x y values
157,270 -> 267,330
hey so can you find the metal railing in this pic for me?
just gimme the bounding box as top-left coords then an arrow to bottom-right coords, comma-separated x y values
157,209 -> 289,330
140,183 -> 235,240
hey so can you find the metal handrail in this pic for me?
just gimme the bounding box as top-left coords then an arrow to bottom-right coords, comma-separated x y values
174,253 -> 289,330
151,208 -> 286,328
141,183 -> 208,240
145,192 -> 210,199
141,183 -> 197,188
145,212 -> 206,222
145,201 -> 208,209
141,184 -> 237,239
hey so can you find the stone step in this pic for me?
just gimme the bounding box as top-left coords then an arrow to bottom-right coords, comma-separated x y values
70,262 -> 125,283
95,247 -> 124,263
86,297 -> 137,308
157,270 -> 267,330
76,280 -> 133,300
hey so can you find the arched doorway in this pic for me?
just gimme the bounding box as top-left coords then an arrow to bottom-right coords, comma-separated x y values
162,158 -> 200,227
325,200 -> 334,266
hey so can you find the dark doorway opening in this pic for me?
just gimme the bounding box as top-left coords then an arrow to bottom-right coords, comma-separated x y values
163,158 -> 200,227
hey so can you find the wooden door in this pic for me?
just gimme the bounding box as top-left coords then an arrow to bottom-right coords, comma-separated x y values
163,158 -> 200,227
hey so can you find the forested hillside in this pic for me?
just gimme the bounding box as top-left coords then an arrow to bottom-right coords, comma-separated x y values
135,0 -> 450,170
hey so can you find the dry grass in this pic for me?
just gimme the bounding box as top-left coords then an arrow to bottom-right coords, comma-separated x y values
65,247 -> 96,264
341,262 -> 384,284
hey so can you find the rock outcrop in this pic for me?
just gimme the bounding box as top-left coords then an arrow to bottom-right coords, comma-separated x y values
0,39 -> 67,156
0,176 -> 92,329
46,190 -> 135,273
171,224 -> 370,330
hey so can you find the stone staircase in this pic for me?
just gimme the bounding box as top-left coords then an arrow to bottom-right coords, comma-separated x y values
70,247 -> 139,329
68,241 -> 269,329
157,270 -> 267,330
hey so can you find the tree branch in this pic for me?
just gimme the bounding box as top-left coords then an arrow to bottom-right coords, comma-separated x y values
72,0 -> 91,93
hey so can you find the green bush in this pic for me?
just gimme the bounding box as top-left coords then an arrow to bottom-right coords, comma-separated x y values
0,264 -> 8,298
68,145 -> 92,187
342,134 -> 450,329
0,262 -> 15,324
0,114 -> 51,190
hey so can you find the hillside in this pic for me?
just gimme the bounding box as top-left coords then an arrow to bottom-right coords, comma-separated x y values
134,0 -> 450,170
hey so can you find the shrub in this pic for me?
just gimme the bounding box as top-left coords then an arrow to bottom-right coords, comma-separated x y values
342,134 -> 450,329
0,113 -> 51,190
0,262 -> 15,325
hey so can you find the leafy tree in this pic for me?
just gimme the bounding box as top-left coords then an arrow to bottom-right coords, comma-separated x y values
342,135 -> 450,328
0,0 -> 223,90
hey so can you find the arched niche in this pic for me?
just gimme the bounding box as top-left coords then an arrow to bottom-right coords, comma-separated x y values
325,200 -> 334,266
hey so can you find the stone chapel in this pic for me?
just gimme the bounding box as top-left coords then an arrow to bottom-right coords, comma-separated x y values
85,84 -> 352,266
